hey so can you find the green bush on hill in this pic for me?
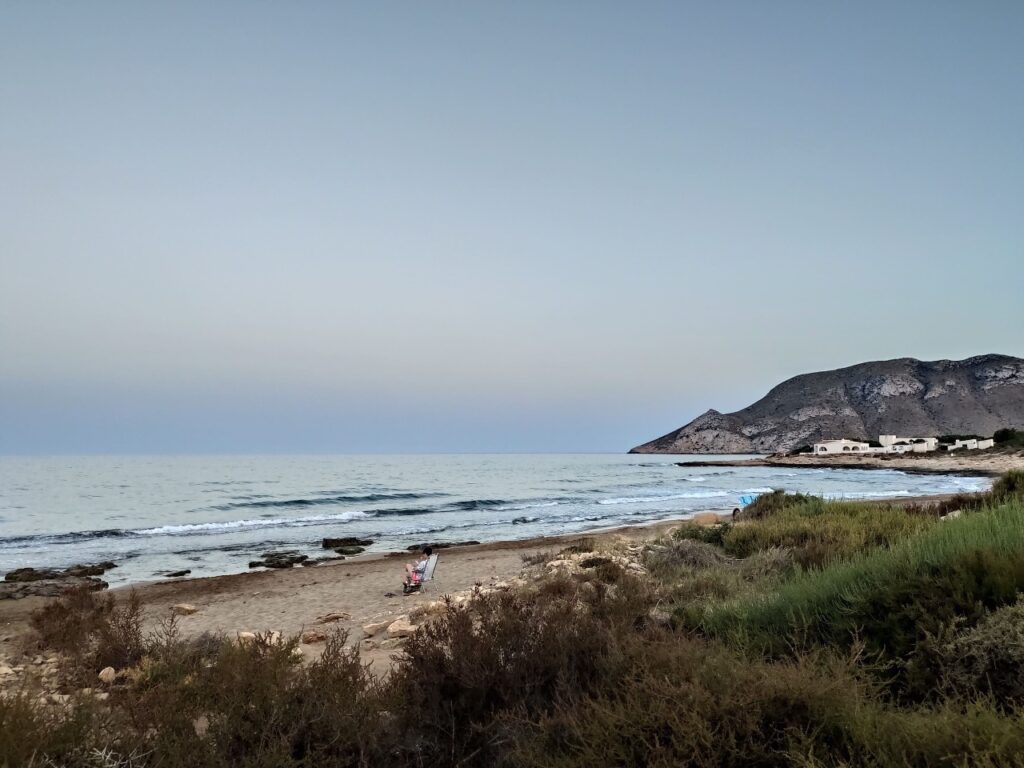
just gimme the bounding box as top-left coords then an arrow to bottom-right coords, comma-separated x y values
994,428 -> 1024,448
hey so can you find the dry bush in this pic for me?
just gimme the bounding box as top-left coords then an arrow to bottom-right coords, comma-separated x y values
645,538 -> 730,574
940,597 -> 1024,708
30,588 -> 145,685
390,574 -> 653,764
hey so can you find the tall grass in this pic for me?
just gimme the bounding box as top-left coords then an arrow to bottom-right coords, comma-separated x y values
695,498 -> 1024,698
723,498 -> 934,567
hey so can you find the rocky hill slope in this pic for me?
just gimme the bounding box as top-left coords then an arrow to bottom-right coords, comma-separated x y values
630,354 -> 1024,454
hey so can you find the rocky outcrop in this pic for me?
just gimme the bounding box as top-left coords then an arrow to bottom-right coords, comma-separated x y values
0,577 -> 107,600
248,551 -> 308,569
322,537 -> 373,549
630,355 -> 1024,454
1,562 -> 116,600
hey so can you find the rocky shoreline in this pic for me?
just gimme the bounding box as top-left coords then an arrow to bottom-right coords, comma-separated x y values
675,450 -> 1024,478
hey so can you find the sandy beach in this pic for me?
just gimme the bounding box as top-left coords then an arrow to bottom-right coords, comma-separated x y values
3,479 -> 1006,672
0,514 -> 726,673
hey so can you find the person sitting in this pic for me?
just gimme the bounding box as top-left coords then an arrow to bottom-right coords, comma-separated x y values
404,546 -> 433,587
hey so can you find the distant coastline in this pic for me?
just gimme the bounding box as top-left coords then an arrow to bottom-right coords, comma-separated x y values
675,449 -> 1024,478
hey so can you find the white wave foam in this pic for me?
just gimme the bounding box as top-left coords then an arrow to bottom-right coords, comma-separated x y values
134,510 -> 371,535
495,500 -> 564,511
824,490 -> 911,499
597,491 -> 728,505
684,476 -> 707,482
739,487 -> 776,494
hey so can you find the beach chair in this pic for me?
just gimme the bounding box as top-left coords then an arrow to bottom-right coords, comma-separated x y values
402,553 -> 439,595
738,494 -> 759,507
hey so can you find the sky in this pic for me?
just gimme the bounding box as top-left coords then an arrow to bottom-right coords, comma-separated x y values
2,2 -> 1022,454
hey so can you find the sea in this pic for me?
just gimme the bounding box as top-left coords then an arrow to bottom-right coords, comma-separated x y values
0,454 -> 990,587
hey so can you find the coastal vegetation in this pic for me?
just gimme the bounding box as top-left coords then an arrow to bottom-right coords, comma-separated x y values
4,472 -> 1024,767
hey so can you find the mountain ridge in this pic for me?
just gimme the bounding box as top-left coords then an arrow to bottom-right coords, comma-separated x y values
629,354 -> 1024,454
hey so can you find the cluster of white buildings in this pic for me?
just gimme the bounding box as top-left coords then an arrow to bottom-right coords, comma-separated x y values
812,434 -> 994,456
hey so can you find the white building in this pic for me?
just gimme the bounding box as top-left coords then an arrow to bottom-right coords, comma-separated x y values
813,435 -> 942,456
879,435 -> 939,453
813,439 -> 871,455
947,438 -> 994,452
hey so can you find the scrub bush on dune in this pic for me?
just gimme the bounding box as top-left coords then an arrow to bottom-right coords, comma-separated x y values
722,501 -> 933,567
696,499 -> 1024,700
940,597 -> 1024,708
390,576 -> 653,763
29,587 -> 146,685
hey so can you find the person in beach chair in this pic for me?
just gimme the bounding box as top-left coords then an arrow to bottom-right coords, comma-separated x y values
403,547 -> 436,594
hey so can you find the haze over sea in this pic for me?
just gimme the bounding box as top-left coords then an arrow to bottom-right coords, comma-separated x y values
0,455 -> 987,586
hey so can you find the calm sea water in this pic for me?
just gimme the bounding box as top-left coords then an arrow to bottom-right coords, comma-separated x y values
0,455 -> 989,586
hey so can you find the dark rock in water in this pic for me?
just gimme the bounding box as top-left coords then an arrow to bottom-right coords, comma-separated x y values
630,354 -> 1024,454
333,546 -> 365,556
249,551 -> 309,569
404,540 -> 480,552
0,576 -> 107,600
5,561 -> 117,583
162,570 -> 192,578
4,568 -> 64,583
64,562 -> 117,577
322,537 -> 374,549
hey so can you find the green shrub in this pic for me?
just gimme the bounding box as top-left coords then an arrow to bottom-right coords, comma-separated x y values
696,499 -> 1024,699
723,499 -> 932,567
504,640 -> 1024,768
992,469 -> 1024,499
740,489 -> 816,519
673,521 -> 732,546
994,428 -> 1024,448
939,597 -> 1024,708
390,576 -> 652,764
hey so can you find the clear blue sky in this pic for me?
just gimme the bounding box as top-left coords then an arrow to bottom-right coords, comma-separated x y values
2,2 -> 1022,453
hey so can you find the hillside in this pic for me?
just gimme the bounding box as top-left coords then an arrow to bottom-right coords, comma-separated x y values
630,354 -> 1024,454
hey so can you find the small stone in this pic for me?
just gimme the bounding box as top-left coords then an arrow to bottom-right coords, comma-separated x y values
361,638 -> 379,650
94,692 -> 109,701
98,667 -> 116,684
163,570 -> 191,578
546,559 -> 574,570
0,665 -> 14,675
291,646 -> 304,659
236,631 -> 257,645
301,629 -> 327,644
315,612 -> 351,624
362,621 -> 389,637
171,603 -> 198,616
49,693 -> 70,705
386,617 -> 417,639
